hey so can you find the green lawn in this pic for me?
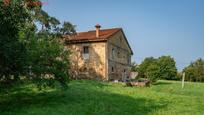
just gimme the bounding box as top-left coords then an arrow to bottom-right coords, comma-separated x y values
0,80 -> 204,115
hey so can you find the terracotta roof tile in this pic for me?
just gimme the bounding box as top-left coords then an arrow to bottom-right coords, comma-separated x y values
65,28 -> 121,43
64,27 -> 133,55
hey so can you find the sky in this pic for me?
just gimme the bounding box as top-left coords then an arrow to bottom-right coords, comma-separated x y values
42,0 -> 204,71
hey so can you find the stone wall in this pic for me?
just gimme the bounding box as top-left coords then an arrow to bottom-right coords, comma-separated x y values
66,42 -> 107,80
107,31 -> 132,81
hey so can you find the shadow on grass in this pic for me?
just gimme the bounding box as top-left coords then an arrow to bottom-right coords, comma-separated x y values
0,80 -> 168,115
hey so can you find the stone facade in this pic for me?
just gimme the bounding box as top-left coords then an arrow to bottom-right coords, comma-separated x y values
66,42 -> 107,80
107,31 -> 132,81
66,28 -> 133,81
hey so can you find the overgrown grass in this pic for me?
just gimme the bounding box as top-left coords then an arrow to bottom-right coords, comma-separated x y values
0,80 -> 204,115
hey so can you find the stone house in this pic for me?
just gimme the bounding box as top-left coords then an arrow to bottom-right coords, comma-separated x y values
64,24 -> 133,81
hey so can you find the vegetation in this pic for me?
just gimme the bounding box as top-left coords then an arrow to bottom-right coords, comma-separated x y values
0,1 -> 203,114
183,58 -> 204,82
158,56 -> 177,80
133,56 -> 177,83
133,56 -> 204,83
0,80 -> 203,115
132,56 -> 204,83
0,0 -> 75,89
146,63 -> 160,83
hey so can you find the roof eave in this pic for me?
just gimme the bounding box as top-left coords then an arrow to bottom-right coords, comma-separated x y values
65,39 -> 107,44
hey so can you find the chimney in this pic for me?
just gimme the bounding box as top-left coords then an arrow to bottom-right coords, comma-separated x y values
95,24 -> 101,38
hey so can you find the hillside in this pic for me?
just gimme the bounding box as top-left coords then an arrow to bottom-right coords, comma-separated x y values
0,80 -> 204,115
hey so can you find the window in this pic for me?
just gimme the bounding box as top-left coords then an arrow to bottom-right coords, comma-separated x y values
82,46 -> 89,60
83,46 -> 89,54
111,67 -> 114,72
127,55 -> 131,65
112,48 -> 115,59
117,51 -> 120,58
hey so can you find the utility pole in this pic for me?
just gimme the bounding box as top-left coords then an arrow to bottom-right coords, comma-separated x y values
182,72 -> 185,89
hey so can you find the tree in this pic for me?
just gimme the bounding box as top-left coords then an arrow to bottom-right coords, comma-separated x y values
138,57 -> 157,78
35,9 -> 61,33
60,21 -> 76,35
137,57 -> 160,83
0,0 -> 75,89
146,64 -> 160,83
137,56 -> 178,83
35,9 -> 51,30
183,58 -> 204,82
158,56 -> 177,80
0,0 -> 31,82
26,36 -> 70,89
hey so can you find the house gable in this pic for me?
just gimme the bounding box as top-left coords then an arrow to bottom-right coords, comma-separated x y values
108,29 -> 133,55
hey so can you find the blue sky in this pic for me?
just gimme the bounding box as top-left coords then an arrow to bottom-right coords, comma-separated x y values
42,0 -> 204,71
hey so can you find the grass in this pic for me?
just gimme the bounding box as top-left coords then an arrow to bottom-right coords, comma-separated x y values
0,80 -> 204,115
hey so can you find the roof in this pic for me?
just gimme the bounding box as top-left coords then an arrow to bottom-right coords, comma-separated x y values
65,28 -> 121,43
64,28 -> 133,55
